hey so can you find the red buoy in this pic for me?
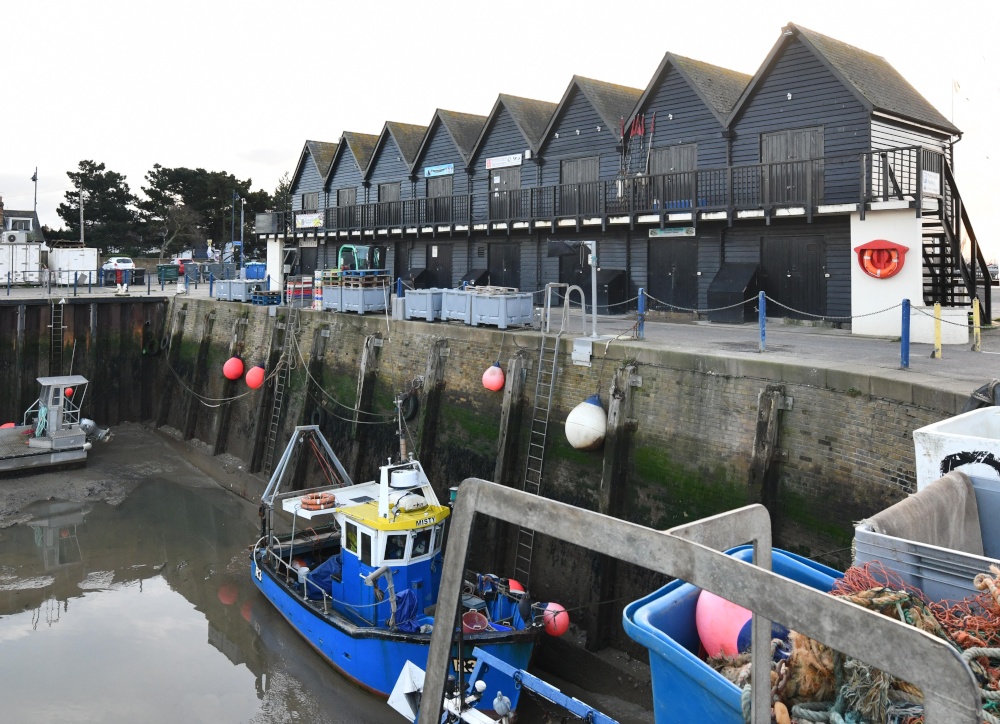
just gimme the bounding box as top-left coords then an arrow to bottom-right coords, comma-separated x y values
482,363 -> 505,392
223,357 -> 244,380
64,387 -> 74,398
507,579 -> 524,594
246,365 -> 265,389
542,602 -> 570,636
0,422 -> 14,429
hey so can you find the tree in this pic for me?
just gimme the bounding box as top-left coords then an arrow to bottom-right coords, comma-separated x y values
273,172 -> 292,216
56,160 -> 138,252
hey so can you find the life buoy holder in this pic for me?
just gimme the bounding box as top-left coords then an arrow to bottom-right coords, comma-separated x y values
299,492 -> 337,511
854,240 -> 908,280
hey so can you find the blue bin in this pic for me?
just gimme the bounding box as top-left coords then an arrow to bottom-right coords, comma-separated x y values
245,262 -> 266,280
622,546 -> 841,723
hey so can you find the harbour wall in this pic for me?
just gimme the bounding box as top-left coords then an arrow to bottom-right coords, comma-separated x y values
0,295 -> 966,651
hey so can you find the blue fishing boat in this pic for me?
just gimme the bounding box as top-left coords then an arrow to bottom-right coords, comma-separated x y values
249,424 -> 538,704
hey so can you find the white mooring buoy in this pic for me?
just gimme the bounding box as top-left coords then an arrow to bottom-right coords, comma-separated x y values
564,394 -> 607,450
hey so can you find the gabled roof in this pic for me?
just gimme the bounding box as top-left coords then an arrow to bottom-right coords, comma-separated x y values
2,208 -> 45,241
326,132 -> 380,185
469,94 -> 558,161
291,140 -> 339,189
540,76 -> 643,149
729,23 -> 960,135
637,53 -> 751,127
366,122 -> 429,176
411,109 -> 488,170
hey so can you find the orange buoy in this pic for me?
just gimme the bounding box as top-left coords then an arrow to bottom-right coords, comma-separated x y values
246,365 -> 265,389
218,583 -> 238,606
223,357 -> 244,380
482,363 -> 505,391
0,422 -> 14,429
542,602 -> 570,636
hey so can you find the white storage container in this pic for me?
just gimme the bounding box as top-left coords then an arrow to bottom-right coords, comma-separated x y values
49,247 -> 98,285
441,289 -> 472,324
913,407 -> 1000,490
322,285 -> 343,312
470,291 -> 533,329
404,288 -> 444,321
342,286 -> 389,315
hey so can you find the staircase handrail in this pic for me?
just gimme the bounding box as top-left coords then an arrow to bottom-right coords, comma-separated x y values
942,161 -> 992,320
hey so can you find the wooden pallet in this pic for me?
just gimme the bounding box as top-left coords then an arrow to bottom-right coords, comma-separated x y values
251,291 -> 282,305
343,275 -> 390,288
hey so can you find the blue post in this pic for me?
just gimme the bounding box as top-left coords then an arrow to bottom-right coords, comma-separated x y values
6,271 -> 10,295
396,277 -> 402,297
637,287 -> 646,340
126,269 -> 132,288
901,298 -> 910,369
74,273 -> 78,297
160,272 -> 165,292
88,271 -> 92,294
758,291 -> 766,353
210,272 -> 214,298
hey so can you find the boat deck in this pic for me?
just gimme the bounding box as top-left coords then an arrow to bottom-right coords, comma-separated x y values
0,425 -> 88,472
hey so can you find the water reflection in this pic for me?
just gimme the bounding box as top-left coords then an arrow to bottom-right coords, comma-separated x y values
0,478 -> 400,723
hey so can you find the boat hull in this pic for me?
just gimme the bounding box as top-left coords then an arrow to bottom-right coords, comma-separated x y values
251,557 -> 535,700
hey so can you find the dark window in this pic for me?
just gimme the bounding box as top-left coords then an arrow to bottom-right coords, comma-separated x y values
360,531 -> 373,567
344,521 -> 358,554
559,156 -> 600,184
559,156 -> 600,215
301,192 -> 318,211
412,529 -> 431,557
433,524 -> 444,553
384,533 -> 407,561
761,127 -> 824,205
337,187 -> 356,207
426,176 -> 452,198
378,183 -> 401,203
426,176 -> 453,223
648,144 -> 697,208
11,219 -> 31,231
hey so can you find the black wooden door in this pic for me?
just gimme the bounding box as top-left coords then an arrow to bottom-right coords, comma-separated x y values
648,239 -> 698,310
490,167 -> 521,219
760,235 -> 826,318
559,249 -> 589,307
559,156 -> 600,216
487,243 -> 520,289
761,127 -> 823,205
426,243 -> 453,289
393,241 -> 411,282
426,176 -> 453,223
650,144 -> 697,207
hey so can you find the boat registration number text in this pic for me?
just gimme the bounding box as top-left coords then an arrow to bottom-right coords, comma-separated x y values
416,516 -> 435,526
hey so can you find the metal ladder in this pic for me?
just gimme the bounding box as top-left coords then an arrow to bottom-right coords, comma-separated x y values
513,283 -> 587,586
49,299 -> 65,376
262,306 -> 299,475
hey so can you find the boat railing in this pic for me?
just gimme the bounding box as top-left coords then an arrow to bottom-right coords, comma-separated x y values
419,479 -> 982,724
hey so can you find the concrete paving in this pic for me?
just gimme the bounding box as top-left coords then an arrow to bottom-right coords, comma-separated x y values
2,278 -> 998,402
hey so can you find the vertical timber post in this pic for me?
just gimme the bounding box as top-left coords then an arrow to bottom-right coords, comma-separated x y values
487,352 -> 528,572
748,384 -> 788,517
347,332 -> 383,481
212,311 -> 250,455
182,310 -> 216,441
155,303 -> 187,429
417,339 -> 449,483
585,364 -> 639,652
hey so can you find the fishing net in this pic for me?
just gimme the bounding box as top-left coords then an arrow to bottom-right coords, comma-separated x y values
711,561 -> 1000,724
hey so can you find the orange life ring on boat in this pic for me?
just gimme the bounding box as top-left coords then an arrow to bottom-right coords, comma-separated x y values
854,239 -> 908,280
300,492 -> 337,510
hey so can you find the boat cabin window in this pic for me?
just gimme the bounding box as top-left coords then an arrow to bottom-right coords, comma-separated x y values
384,533 -> 407,561
433,524 -> 444,553
360,531 -> 373,567
344,521 -> 358,555
412,528 -> 432,558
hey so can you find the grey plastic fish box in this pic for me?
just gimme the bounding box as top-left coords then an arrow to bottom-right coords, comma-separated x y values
215,279 -> 261,302
913,407 -> 1000,490
441,289 -> 472,324
322,285 -> 343,312
470,291 -> 533,329
854,474 -> 1000,602
404,288 -> 444,321
342,286 -> 389,315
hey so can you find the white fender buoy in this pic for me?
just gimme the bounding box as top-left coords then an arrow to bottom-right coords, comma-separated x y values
564,394 -> 607,450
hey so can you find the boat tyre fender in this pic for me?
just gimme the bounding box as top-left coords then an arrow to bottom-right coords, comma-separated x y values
310,407 -> 327,427
401,392 -> 418,421
300,492 -> 337,510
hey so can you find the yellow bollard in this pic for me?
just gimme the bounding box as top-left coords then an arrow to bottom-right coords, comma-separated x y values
973,298 -> 982,352
933,302 -> 942,359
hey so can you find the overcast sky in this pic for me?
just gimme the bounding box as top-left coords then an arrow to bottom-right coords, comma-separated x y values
4,0 -> 998,257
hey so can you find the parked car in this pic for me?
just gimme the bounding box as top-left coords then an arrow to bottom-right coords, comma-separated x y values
988,263 -> 999,284
102,256 -> 135,271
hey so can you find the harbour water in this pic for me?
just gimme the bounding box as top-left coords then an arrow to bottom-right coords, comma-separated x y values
0,468 -> 400,723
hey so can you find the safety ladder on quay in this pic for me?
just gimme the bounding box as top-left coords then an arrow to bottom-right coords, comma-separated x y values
512,283 -> 587,587
262,305 -> 300,475
49,299 -> 66,376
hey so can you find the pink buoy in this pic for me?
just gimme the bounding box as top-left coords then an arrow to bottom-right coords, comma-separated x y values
65,387 -> 74,398
542,602 -> 570,636
0,422 -> 14,429
223,357 -> 244,380
218,583 -> 238,606
695,589 -> 751,658
241,602 -> 253,622
245,365 -> 265,389
482,363 -> 505,392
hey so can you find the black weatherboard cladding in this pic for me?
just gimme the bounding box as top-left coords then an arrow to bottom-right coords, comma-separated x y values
541,87 -> 623,184
326,140 -> 369,207
731,39 -> 870,205
642,66 -> 729,168
291,148 -> 327,211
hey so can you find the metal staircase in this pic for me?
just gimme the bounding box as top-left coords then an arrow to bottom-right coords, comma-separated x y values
866,146 -> 991,320
512,283 -> 586,586
262,307 -> 299,475
49,300 -> 65,376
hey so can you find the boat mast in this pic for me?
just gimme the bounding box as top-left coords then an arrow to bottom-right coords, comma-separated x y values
397,395 -> 407,462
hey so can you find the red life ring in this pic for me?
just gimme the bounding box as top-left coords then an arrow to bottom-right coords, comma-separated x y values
861,248 -> 900,279
300,492 -> 337,510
